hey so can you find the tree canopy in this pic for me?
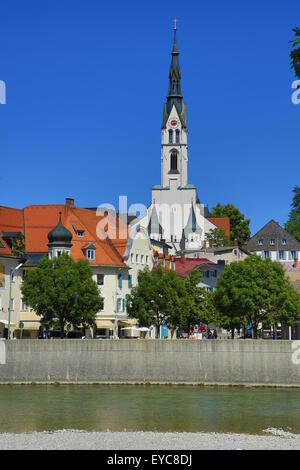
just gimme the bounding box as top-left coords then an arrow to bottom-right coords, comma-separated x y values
290,27 -> 300,79
213,255 -> 300,338
205,227 -> 231,247
21,253 -> 103,336
126,266 -> 215,336
285,186 -> 300,242
210,203 -> 250,246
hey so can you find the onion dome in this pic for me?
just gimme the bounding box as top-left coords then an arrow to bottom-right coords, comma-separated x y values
48,212 -> 73,246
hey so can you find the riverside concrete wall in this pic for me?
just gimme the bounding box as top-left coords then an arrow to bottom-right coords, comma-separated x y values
1,339 -> 300,385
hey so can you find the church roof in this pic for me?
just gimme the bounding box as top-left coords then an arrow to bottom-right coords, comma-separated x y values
148,205 -> 163,236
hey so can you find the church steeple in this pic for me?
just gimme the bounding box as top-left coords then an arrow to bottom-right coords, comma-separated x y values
162,21 -> 186,129
167,21 -> 183,115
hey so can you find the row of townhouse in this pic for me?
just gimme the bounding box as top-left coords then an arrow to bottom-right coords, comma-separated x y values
0,198 -> 154,339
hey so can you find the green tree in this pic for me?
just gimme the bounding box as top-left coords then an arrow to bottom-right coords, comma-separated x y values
11,233 -> 26,257
182,269 -> 215,335
126,266 -> 184,338
285,186 -> 300,242
21,253 -> 103,337
210,203 -> 250,246
290,27 -> 300,79
213,255 -> 300,339
205,227 -> 231,247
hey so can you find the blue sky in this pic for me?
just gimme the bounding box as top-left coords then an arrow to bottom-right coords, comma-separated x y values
0,0 -> 299,235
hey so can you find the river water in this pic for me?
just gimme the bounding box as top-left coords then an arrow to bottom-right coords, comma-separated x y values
0,385 -> 299,434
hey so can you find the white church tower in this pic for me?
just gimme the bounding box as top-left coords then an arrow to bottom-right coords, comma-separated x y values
140,23 -> 220,254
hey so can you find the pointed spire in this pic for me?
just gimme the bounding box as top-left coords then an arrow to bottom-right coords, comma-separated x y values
162,21 -> 186,129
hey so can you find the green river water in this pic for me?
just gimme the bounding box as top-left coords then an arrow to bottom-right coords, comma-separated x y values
0,385 -> 299,434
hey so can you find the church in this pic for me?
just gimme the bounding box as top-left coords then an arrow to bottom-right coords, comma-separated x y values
138,24 -> 229,255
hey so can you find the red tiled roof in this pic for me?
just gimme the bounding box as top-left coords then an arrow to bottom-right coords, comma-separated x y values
208,217 -> 230,237
0,203 -> 127,267
175,257 -> 216,277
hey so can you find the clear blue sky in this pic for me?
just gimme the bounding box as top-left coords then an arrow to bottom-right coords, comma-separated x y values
0,0 -> 299,234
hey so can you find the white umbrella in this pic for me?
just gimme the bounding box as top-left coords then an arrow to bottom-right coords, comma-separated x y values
139,327 -> 149,332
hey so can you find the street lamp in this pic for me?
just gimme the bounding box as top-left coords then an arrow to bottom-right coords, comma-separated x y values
8,262 -> 24,340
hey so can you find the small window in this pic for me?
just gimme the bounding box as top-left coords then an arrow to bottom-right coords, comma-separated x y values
57,250 -> 62,257
291,251 -> 296,260
20,298 -> 27,311
279,251 -> 285,260
282,239 -> 287,245
116,298 -> 122,313
118,273 -> 123,289
270,239 -> 275,246
169,129 -> 173,144
130,253 -> 134,264
10,298 -> 14,311
175,129 -> 180,143
77,230 -> 84,237
146,255 -> 149,265
264,251 -> 270,259
170,152 -> 178,171
97,274 -> 104,286
87,249 -> 95,260
258,239 -> 263,245
141,255 -> 144,265
128,274 -> 132,289
136,254 -> 139,265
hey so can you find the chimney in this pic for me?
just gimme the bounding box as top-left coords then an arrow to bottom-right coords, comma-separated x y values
65,198 -> 75,207
234,239 -> 238,247
294,258 -> 298,269
243,243 -> 248,253
181,252 -> 185,263
202,240 -> 207,250
209,239 -> 213,248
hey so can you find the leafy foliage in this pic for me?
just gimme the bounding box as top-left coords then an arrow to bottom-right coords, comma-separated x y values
126,266 -> 215,336
205,227 -> 231,247
210,203 -> 250,246
126,266 -> 184,336
11,233 -> 26,257
213,255 -> 300,338
21,253 -> 103,336
285,186 -> 300,241
290,27 -> 300,79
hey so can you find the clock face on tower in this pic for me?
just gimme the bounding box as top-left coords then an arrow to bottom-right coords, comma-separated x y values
170,119 -> 178,128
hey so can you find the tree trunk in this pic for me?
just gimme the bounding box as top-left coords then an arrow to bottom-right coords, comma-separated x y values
156,310 -> 160,339
60,318 -> 65,339
231,326 -> 235,339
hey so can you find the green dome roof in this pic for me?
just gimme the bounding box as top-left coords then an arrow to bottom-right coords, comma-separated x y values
48,212 -> 73,245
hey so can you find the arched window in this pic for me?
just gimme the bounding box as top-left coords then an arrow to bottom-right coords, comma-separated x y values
170,152 -> 178,171
168,129 -> 173,144
175,129 -> 180,143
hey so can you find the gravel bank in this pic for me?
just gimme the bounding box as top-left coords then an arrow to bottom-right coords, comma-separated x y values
0,429 -> 299,450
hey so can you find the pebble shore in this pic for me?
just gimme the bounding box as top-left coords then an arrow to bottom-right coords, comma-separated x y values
0,429 -> 299,450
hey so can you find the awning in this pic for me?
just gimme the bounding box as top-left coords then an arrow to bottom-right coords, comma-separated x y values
95,320 -> 115,329
16,322 -> 40,331
0,320 -> 16,326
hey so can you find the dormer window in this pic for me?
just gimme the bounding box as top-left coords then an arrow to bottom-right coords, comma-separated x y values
258,239 -> 263,245
282,239 -> 287,245
77,230 -> 84,237
87,249 -> 95,260
270,239 -> 275,246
